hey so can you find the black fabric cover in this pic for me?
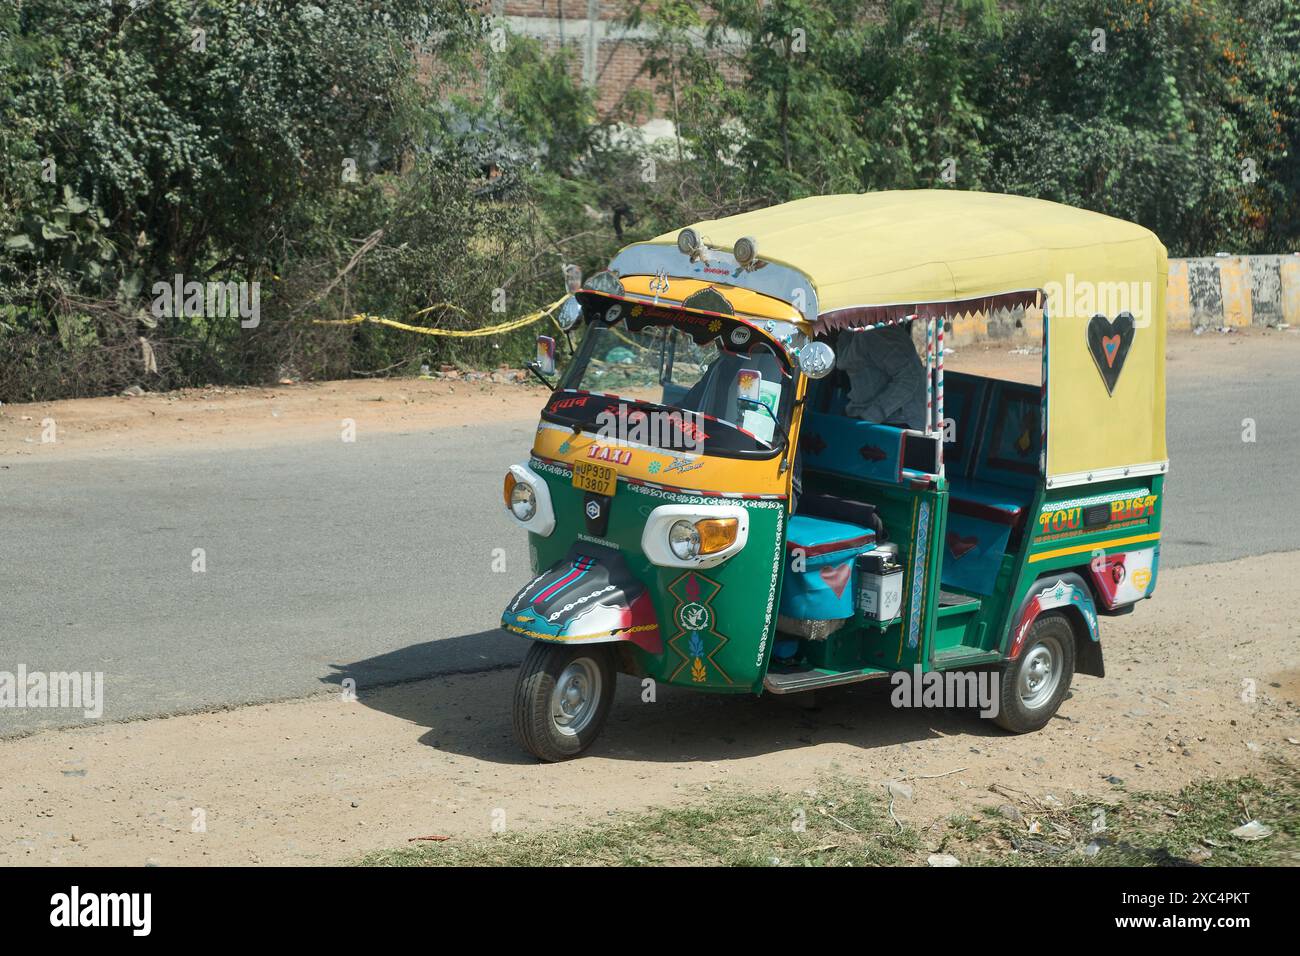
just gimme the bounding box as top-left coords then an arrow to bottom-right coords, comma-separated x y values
796,492 -> 885,541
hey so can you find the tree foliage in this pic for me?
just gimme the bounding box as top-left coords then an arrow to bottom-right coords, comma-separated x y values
1,0 -> 1296,401
627,0 -> 1297,253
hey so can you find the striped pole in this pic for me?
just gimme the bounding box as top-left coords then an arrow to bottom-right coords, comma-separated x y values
1040,299 -> 1049,477
936,317 -> 945,478
925,317 -> 934,435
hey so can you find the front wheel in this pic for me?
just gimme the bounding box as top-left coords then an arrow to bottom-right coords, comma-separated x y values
992,612 -> 1076,733
512,643 -> 617,762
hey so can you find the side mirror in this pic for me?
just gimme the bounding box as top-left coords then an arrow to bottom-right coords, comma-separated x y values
535,335 -> 556,377
798,341 -> 835,379
556,295 -> 582,331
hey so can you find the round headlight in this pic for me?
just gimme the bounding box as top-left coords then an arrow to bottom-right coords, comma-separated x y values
668,520 -> 700,561
677,228 -> 700,257
510,481 -> 537,521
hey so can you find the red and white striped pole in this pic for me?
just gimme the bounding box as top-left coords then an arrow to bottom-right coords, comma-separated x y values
925,316 -> 934,435
936,317 -> 945,478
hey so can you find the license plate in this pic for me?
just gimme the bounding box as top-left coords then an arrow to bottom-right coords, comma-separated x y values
572,460 -> 617,496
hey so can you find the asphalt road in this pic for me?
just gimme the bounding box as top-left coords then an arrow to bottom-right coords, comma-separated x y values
3,346 -> 1298,734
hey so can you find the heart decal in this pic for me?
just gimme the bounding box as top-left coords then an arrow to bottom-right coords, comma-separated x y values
1086,312 -> 1136,396
946,532 -> 978,559
818,562 -> 852,598
1101,335 -> 1121,367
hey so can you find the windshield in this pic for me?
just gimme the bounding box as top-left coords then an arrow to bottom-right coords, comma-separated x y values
547,321 -> 791,456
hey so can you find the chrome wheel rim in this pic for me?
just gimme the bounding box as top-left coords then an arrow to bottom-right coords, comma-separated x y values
551,658 -> 602,736
1019,636 -> 1063,710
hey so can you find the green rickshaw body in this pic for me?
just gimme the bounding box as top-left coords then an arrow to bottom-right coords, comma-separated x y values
520,460 -> 789,694
499,190 -> 1169,760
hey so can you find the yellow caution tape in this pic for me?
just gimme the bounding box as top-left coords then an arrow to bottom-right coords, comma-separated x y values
313,296 -> 568,337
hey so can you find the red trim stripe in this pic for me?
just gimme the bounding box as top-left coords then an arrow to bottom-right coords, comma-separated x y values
531,455 -> 787,502
536,558 -> 593,604
948,497 -> 1024,527
786,533 -> 876,558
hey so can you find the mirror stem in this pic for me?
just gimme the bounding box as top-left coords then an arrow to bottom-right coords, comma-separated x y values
525,361 -> 555,391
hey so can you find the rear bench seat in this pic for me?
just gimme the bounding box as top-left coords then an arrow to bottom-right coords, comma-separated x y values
799,371 -> 1039,596
947,477 -> 1029,532
941,374 -> 1039,593
943,373 -> 1037,525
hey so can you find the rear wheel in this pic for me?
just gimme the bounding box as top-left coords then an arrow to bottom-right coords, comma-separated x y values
993,612 -> 1075,733
512,643 -> 617,762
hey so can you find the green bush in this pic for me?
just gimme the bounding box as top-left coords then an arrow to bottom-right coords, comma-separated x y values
2,0 -> 1296,402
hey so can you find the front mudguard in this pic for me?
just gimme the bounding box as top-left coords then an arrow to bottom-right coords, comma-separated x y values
501,545 -> 663,653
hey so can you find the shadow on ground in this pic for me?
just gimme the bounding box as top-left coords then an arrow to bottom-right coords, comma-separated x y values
326,630 -> 1015,768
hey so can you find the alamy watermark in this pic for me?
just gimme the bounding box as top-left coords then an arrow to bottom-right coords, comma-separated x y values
151,274 -> 260,328
890,665 -> 999,718
1043,273 -> 1153,326
0,666 -> 104,718
594,402 -> 707,454
50,886 -> 150,936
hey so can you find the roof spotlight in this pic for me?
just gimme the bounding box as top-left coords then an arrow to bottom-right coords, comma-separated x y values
562,263 -> 582,294
733,236 -> 758,269
677,228 -> 704,260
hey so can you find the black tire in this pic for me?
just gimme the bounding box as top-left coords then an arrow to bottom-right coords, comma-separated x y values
993,612 -> 1076,733
512,642 -> 617,762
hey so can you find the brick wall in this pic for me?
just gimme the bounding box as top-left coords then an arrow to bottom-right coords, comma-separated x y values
486,1 -> 703,116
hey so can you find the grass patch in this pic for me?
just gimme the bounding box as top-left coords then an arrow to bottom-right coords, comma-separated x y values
955,763 -> 1299,867
362,765 -> 1298,867
364,783 -> 923,867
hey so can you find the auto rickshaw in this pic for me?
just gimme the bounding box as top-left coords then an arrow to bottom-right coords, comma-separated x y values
501,190 -> 1168,761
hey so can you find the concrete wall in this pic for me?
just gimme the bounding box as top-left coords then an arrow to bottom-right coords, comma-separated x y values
946,306 -> 1044,349
1167,255 -> 1300,330
940,254 -> 1299,348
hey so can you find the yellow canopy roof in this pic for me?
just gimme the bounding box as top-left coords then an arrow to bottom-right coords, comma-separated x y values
652,190 -> 1166,330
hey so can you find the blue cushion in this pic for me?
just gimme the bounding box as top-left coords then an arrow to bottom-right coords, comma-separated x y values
941,511 -> 1012,595
781,514 -> 876,621
786,514 -> 876,563
971,381 -> 1040,491
948,477 -> 1028,516
802,413 -> 906,486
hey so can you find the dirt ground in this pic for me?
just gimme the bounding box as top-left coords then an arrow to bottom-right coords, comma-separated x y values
0,548 -> 1295,866
4,327 -> 1293,459
0,375 -> 551,459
